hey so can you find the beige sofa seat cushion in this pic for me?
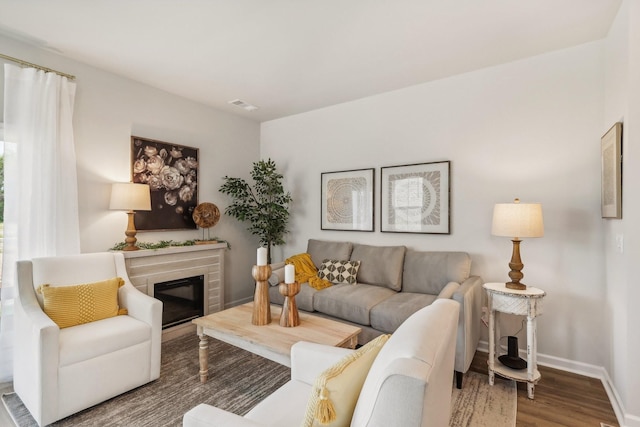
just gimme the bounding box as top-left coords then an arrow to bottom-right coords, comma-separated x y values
269,282 -> 318,312
370,292 -> 437,333
59,314 -> 151,367
402,250 -> 471,294
307,240 -> 353,270
313,283 -> 396,325
350,244 -> 406,291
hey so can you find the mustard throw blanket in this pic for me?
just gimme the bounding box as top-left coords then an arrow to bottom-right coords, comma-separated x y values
285,253 -> 333,290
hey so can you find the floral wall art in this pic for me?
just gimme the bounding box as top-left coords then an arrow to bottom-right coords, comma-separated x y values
131,136 -> 199,230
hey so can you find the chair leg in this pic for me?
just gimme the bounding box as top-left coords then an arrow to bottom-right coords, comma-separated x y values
455,371 -> 463,389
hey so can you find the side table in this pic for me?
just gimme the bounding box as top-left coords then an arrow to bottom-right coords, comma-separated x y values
484,282 -> 545,399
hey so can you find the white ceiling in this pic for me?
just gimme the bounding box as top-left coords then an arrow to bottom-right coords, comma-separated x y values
0,0 -> 622,122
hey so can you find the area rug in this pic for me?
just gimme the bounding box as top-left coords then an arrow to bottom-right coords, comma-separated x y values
450,371 -> 516,427
3,334 -> 516,426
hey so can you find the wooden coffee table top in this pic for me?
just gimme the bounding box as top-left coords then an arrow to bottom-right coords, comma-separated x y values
193,302 -> 361,367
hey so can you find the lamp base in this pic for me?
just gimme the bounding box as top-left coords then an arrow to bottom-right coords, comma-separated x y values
121,210 -> 140,251
498,336 -> 527,370
505,281 -> 526,290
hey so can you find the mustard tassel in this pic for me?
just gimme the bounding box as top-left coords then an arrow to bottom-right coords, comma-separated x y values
315,386 -> 336,424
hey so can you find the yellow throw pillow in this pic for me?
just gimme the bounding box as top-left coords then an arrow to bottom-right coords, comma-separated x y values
38,277 -> 128,329
302,334 -> 390,427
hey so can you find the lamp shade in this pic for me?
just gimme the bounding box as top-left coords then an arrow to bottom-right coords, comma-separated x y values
109,183 -> 151,211
492,199 -> 544,239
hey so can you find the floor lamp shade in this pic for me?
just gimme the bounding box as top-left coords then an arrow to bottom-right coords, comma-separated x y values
110,183 -> 151,251
492,199 -> 544,289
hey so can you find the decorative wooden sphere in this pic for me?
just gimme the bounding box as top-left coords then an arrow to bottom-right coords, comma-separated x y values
192,202 -> 220,229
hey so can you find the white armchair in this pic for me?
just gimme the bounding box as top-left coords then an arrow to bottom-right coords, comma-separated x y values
14,252 -> 162,426
183,299 -> 459,427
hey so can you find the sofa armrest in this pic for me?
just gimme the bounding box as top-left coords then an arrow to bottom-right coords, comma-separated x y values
14,260 -> 60,424
356,358 -> 450,427
451,275 -> 483,373
183,404 -> 265,427
118,281 -> 162,326
269,262 -> 286,286
291,341 -> 354,385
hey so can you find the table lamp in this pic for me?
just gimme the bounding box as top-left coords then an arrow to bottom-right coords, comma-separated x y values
491,198 -> 544,290
110,182 -> 151,251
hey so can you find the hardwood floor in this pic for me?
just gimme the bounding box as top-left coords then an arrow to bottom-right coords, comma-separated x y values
470,351 -> 620,427
0,352 -> 622,426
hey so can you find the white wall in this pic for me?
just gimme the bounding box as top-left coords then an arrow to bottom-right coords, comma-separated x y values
261,42 -> 609,366
0,34 -> 262,306
604,1 -> 640,425
262,41 -> 608,371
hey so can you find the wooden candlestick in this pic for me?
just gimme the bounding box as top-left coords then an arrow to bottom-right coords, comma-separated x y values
278,281 -> 300,327
252,264 -> 272,325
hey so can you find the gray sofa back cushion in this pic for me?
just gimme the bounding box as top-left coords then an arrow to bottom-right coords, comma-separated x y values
351,243 -> 406,291
402,250 -> 471,294
307,239 -> 353,270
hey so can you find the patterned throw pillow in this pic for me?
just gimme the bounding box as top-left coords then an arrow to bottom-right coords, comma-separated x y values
317,259 -> 361,285
38,277 -> 127,328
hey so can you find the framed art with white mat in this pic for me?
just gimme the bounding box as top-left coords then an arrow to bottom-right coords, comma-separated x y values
321,168 -> 374,231
381,161 -> 450,234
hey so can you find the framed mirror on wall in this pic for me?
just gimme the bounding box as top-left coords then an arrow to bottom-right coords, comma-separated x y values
601,122 -> 622,219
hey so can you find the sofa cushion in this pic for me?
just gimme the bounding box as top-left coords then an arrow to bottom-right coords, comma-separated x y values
370,292 -> 437,333
269,282 -> 318,312
59,314 -> 151,367
402,250 -> 471,294
350,244 -> 406,291
313,283 -> 396,325
307,240 -> 353,270
318,259 -> 360,285
302,334 -> 390,427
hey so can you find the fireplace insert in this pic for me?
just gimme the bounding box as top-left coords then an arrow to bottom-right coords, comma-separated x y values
154,275 -> 204,329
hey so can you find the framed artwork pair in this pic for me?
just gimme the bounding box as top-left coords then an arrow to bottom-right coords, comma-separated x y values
321,161 -> 450,234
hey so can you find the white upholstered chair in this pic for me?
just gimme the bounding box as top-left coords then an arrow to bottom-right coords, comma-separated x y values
13,252 -> 162,426
183,299 -> 459,427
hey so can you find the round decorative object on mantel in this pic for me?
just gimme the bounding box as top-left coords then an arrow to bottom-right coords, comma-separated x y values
192,202 -> 221,243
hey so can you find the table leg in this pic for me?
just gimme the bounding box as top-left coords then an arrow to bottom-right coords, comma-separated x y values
528,383 -> 535,399
527,314 -> 536,399
198,328 -> 209,383
488,297 -> 495,386
348,335 -> 358,349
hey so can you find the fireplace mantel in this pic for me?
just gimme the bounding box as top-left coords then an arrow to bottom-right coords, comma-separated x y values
120,243 -> 226,339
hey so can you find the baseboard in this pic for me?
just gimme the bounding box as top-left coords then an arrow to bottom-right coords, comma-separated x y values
478,340 -> 637,427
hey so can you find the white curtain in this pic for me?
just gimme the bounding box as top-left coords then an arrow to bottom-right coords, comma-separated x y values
0,64 -> 81,382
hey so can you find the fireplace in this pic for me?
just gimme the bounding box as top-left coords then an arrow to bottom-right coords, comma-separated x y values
154,275 -> 205,329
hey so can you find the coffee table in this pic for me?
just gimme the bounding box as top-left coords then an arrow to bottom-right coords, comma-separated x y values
192,302 -> 361,383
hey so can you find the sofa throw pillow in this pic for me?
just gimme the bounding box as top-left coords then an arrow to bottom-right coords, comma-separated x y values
302,333 -> 390,427
38,277 -> 127,329
317,259 -> 361,285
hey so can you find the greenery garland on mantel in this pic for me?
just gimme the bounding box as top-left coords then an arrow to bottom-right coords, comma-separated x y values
109,239 -> 230,251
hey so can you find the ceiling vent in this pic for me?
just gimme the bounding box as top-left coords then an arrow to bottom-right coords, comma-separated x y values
228,99 -> 258,112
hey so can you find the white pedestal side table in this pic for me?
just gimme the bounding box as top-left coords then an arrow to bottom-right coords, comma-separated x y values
484,282 -> 545,399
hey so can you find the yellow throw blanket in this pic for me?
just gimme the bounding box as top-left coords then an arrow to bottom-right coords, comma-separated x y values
285,253 -> 333,290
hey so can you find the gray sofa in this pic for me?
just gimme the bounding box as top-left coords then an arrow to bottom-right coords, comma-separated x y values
268,239 -> 483,388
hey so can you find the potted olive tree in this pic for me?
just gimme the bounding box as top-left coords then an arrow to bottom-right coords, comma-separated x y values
219,159 -> 292,264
